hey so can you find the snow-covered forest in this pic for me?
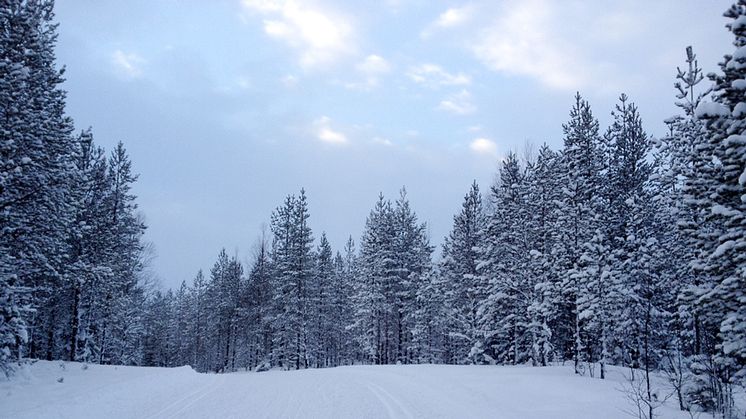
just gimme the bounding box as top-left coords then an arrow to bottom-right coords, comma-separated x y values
1,1 -> 746,418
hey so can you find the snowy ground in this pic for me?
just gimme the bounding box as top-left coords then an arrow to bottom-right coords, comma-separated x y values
0,361 -> 714,418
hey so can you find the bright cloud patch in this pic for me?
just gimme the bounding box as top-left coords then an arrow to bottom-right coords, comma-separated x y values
469,137 -> 497,155
345,54 -> 392,90
438,90 -> 476,115
358,54 -> 391,75
471,0 -> 588,90
421,5 -> 474,38
111,50 -> 144,78
314,116 -> 348,145
242,0 -> 354,69
436,6 -> 473,28
407,64 -> 470,88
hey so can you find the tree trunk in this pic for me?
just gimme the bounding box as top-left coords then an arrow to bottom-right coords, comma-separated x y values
574,300 -> 582,375
69,282 -> 81,361
644,300 -> 652,419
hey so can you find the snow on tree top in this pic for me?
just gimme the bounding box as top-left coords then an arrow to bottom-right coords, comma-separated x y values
695,101 -> 730,118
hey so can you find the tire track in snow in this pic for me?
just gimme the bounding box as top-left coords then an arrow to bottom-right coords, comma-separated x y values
143,374 -> 221,419
162,374 -> 225,419
366,381 -> 415,419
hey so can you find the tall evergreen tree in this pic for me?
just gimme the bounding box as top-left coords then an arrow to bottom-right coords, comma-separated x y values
391,188 -> 432,363
525,145 -> 562,367
240,233 -> 274,370
0,0 -> 76,366
309,233 -> 333,367
556,94 -> 604,374
352,194 -> 394,364
475,153 -> 532,365
684,3 -> 746,413
270,190 -> 314,369
441,181 -> 486,364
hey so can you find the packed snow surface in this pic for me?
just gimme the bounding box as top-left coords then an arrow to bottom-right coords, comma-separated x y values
1,361 -> 704,418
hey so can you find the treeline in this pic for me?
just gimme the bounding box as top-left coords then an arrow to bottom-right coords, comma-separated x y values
140,189 -> 433,373
1,1 -> 745,418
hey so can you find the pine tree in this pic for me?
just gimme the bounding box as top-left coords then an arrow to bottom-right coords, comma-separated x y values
705,1 -> 746,387
309,233 -> 333,367
270,190 -> 314,369
339,236 -> 358,363
190,270 -> 208,371
441,181 -> 486,364
141,290 -> 174,367
204,249 -> 242,372
95,143 -> 146,365
476,153 -> 532,365
391,188 -> 432,363
605,94 -> 670,414
65,129 -> 111,362
0,0 -> 76,365
656,46 -> 711,411
241,233 -> 273,370
684,3 -> 746,413
172,280 -> 192,366
412,266 -> 447,363
525,145 -> 562,367
555,93 -> 604,374
353,194 -> 394,364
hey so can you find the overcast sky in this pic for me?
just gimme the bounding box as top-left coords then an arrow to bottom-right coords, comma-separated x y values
55,0 -> 733,290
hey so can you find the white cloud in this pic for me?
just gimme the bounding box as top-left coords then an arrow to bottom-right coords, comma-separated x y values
421,5 -> 474,38
438,89 -> 476,115
407,63 -> 470,88
313,116 -> 348,145
436,5 -> 473,28
242,0 -> 355,70
470,137 -> 497,155
471,0 -> 588,90
358,54 -> 391,75
344,54 -> 392,90
111,50 -> 144,78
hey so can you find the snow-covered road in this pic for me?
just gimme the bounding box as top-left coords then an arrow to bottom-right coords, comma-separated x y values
1,361 -> 697,418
